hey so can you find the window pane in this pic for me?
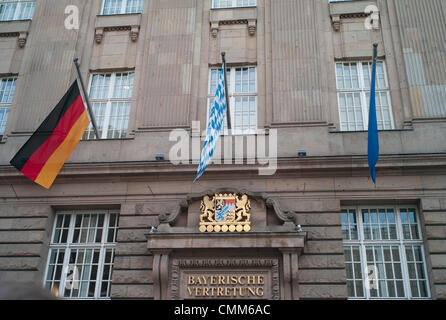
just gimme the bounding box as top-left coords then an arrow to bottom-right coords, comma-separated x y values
0,1 -> 35,21
0,77 -> 17,135
405,245 -> 429,298
343,206 -> 429,300
102,0 -> 123,15
337,61 -> 393,132
400,208 -> 421,240
213,0 -> 256,9
208,66 -> 257,134
344,246 -> 364,298
86,73 -> 134,140
125,0 -> 143,14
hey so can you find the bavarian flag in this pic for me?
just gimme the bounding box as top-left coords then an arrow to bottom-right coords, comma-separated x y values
10,81 -> 90,189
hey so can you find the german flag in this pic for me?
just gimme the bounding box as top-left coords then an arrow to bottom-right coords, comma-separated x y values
10,81 -> 90,189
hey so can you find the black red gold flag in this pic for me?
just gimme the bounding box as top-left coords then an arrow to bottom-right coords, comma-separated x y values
10,81 -> 90,189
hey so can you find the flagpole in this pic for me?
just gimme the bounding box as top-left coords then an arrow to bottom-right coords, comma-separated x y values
73,58 -> 100,140
221,52 -> 232,131
373,42 -> 378,63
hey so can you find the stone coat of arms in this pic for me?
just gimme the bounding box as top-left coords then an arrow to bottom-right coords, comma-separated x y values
199,193 -> 251,233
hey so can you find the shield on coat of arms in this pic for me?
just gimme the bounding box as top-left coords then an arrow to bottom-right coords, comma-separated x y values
215,196 -> 236,222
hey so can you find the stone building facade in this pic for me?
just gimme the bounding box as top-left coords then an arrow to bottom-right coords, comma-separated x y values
0,0 -> 445,300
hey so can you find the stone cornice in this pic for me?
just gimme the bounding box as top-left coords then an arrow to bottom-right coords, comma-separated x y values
1,153 -> 446,184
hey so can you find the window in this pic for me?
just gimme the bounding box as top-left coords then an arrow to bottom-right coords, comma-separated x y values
0,0 -> 35,21
0,77 -> 17,136
208,66 -> 257,135
84,72 -> 134,140
44,211 -> 119,299
212,0 -> 256,9
101,0 -> 143,15
342,206 -> 430,299
335,61 -> 394,131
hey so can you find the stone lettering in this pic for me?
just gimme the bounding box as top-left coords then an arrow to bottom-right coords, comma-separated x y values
185,273 -> 267,299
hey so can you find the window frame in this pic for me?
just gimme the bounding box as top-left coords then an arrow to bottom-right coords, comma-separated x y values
100,0 -> 143,15
207,66 -> 258,136
342,205 -> 431,300
43,210 -> 119,300
335,61 -> 395,132
0,76 -> 17,136
84,71 -> 134,140
211,0 -> 257,9
0,0 -> 36,21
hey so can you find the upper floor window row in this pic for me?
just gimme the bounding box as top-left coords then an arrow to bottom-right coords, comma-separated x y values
0,0 -> 35,22
101,0 -> 143,15
212,0 -> 256,9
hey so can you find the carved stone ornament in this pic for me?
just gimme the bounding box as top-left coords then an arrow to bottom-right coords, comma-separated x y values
95,27 -> 104,44
211,22 -> 219,38
199,193 -> 251,233
331,14 -> 341,31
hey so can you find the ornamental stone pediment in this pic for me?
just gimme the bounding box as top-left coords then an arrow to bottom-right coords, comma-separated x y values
146,188 -> 306,300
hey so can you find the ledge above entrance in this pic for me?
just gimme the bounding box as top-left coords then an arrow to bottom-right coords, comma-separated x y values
146,231 -> 306,253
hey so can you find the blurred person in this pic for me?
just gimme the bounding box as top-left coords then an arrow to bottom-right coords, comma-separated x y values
0,282 -> 57,300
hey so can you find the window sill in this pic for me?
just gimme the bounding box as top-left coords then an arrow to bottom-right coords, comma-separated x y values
81,137 -> 134,142
0,18 -> 32,23
95,13 -> 141,44
0,19 -> 31,48
211,6 -> 256,10
329,128 -> 413,134
209,6 -> 257,37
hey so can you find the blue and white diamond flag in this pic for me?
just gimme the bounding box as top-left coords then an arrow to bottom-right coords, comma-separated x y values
194,66 -> 227,182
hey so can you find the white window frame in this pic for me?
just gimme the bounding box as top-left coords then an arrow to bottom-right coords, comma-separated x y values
212,0 -> 256,9
0,77 -> 17,136
342,205 -> 431,300
0,0 -> 36,21
207,66 -> 258,135
100,0 -> 143,15
84,72 -> 134,140
335,61 -> 395,132
43,210 -> 119,300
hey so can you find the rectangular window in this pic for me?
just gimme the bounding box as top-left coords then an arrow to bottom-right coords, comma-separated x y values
0,0 -> 35,21
208,66 -> 257,135
84,72 -> 134,140
101,0 -> 143,15
342,206 -> 430,300
212,0 -> 256,9
335,61 -> 394,131
0,77 -> 17,136
44,211 -> 119,299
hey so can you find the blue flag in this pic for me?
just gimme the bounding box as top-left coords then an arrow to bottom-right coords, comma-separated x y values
194,66 -> 227,182
368,45 -> 379,184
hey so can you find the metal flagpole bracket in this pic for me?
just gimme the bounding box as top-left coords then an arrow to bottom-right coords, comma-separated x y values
73,58 -> 100,140
221,52 -> 232,131
373,43 -> 378,60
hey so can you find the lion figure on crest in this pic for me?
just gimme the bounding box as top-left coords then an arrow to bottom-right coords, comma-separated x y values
200,195 -> 215,222
235,194 -> 251,222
